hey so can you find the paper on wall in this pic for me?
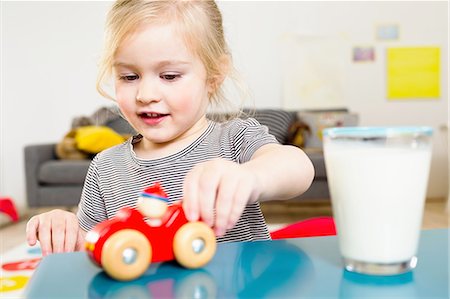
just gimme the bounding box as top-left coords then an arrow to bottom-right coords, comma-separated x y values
281,34 -> 347,110
387,47 -> 440,99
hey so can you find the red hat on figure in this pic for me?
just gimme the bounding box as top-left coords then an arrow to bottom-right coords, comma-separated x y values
140,182 -> 169,202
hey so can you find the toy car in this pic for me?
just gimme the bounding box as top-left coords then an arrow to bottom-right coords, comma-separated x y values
85,184 -> 217,281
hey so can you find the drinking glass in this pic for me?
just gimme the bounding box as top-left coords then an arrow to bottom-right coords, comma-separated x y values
323,127 -> 433,275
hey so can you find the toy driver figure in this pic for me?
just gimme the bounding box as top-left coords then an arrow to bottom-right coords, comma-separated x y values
137,183 -> 169,226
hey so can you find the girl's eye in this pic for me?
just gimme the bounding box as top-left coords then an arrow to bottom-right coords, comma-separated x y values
119,74 -> 139,81
161,74 -> 180,81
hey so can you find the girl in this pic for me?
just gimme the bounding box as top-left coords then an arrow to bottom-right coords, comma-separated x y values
26,0 -> 314,256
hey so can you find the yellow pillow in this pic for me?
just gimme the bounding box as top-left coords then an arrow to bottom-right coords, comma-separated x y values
75,126 -> 125,154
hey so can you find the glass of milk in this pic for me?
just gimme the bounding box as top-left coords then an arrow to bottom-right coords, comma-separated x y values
323,127 -> 433,275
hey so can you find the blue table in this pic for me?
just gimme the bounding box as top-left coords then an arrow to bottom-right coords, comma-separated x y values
25,228 -> 449,298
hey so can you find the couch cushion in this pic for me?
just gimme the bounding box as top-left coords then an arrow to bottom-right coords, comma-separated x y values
38,160 -> 90,185
244,109 -> 297,144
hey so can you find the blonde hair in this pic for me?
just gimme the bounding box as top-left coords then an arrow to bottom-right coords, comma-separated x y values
96,0 -> 244,116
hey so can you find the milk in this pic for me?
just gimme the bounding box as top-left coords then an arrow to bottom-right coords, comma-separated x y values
324,144 -> 432,264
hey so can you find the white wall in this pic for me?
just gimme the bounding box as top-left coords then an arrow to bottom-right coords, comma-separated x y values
1,2 -> 111,210
218,1 -> 448,199
1,1 -> 448,211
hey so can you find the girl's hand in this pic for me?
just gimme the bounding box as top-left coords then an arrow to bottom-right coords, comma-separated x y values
183,159 -> 261,237
26,209 -> 86,256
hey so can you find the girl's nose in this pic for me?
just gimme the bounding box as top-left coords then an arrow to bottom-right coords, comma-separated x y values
136,93 -> 159,103
136,78 -> 161,103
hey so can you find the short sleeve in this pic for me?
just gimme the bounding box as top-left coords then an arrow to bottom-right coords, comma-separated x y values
231,118 -> 279,163
77,156 -> 107,231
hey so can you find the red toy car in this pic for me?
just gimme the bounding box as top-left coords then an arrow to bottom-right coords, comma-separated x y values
85,184 -> 216,281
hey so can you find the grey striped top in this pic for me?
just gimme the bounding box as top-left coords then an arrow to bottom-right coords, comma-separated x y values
77,118 -> 278,243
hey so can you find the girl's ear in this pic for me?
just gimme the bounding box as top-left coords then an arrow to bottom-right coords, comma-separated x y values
207,54 -> 231,94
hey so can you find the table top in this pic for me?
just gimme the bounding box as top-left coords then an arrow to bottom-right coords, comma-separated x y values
25,228 -> 449,299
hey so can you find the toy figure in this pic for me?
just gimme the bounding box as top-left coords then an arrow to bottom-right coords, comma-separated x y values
85,183 -> 216,281
137,183 -> 169,226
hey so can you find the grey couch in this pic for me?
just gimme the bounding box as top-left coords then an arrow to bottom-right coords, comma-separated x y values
24,108 -> 331,208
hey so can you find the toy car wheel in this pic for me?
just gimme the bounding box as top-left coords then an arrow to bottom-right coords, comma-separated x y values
101,229 -> 151,281
173,222 -> 216,269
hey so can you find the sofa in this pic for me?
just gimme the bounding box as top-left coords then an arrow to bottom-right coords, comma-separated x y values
24,107 -> 357,208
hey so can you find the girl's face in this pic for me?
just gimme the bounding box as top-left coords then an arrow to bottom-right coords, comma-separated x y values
113,22 -> 212,150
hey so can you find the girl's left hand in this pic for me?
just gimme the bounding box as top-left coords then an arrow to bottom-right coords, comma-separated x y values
182,158 -> 260,237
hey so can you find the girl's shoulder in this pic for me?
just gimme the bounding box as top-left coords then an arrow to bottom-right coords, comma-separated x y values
92,138 -> 131,163
209,117 -> 271,145
214,117 -> 262,131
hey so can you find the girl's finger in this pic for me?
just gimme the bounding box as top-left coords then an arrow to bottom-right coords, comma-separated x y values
183,167 -> 201,222
214,175 -> 239,236
51,216 -> 66,253
227,180 -> 253,230
64,217 -> 79,252
197,166 -> 221,227
26,217 -> 39,246
37,216 -> 52,256
75,230 -> 86,251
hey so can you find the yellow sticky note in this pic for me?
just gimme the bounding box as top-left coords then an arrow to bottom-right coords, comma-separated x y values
387,47 -> 440,99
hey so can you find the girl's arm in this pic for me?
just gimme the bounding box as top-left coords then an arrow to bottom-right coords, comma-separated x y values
243,143 -> 314,202
183,143 -> 314,236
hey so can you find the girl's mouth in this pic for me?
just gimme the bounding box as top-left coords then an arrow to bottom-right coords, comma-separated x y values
138,112 -> 169,125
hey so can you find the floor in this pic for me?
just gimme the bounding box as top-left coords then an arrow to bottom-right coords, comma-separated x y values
261,198 -> 450,229
1,199 -> 448,255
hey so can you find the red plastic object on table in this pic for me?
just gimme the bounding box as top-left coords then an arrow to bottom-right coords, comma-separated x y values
0,197 -> 19,222
270,216 -> 337,240
85,183 -> 216,281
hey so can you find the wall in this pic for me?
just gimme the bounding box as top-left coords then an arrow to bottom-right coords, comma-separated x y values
1,1 -> 448,211
218,1 -> 448,199
1,2 -> 111,210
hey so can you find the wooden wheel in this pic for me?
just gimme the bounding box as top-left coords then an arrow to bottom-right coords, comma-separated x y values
101,229 -> 151,281
173,222 -> 216,269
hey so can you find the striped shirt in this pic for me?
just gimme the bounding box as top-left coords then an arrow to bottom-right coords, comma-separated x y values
77,118 -> 278,243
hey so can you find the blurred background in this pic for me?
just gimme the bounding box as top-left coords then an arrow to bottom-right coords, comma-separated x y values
1,1 -> 448,213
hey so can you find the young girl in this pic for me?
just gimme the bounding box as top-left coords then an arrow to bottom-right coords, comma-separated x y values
26,0 -> 314,256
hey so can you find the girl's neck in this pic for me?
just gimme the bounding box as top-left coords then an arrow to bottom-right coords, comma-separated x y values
134,117 -> 209,160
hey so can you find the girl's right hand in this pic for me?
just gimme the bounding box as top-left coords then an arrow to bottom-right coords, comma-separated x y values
26,209 -> 86,256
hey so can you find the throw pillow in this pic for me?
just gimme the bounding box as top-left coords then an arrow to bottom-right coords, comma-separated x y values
287,119 -> 312,148
55,129 -> 91,160
244,109 -> 297,144
75,126 -> 126,154
297,111 -> 359,149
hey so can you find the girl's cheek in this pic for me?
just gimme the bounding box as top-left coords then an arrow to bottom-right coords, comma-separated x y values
115,82 -> 133,98
115,96 -> 133,117
115,89 -> 132,105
